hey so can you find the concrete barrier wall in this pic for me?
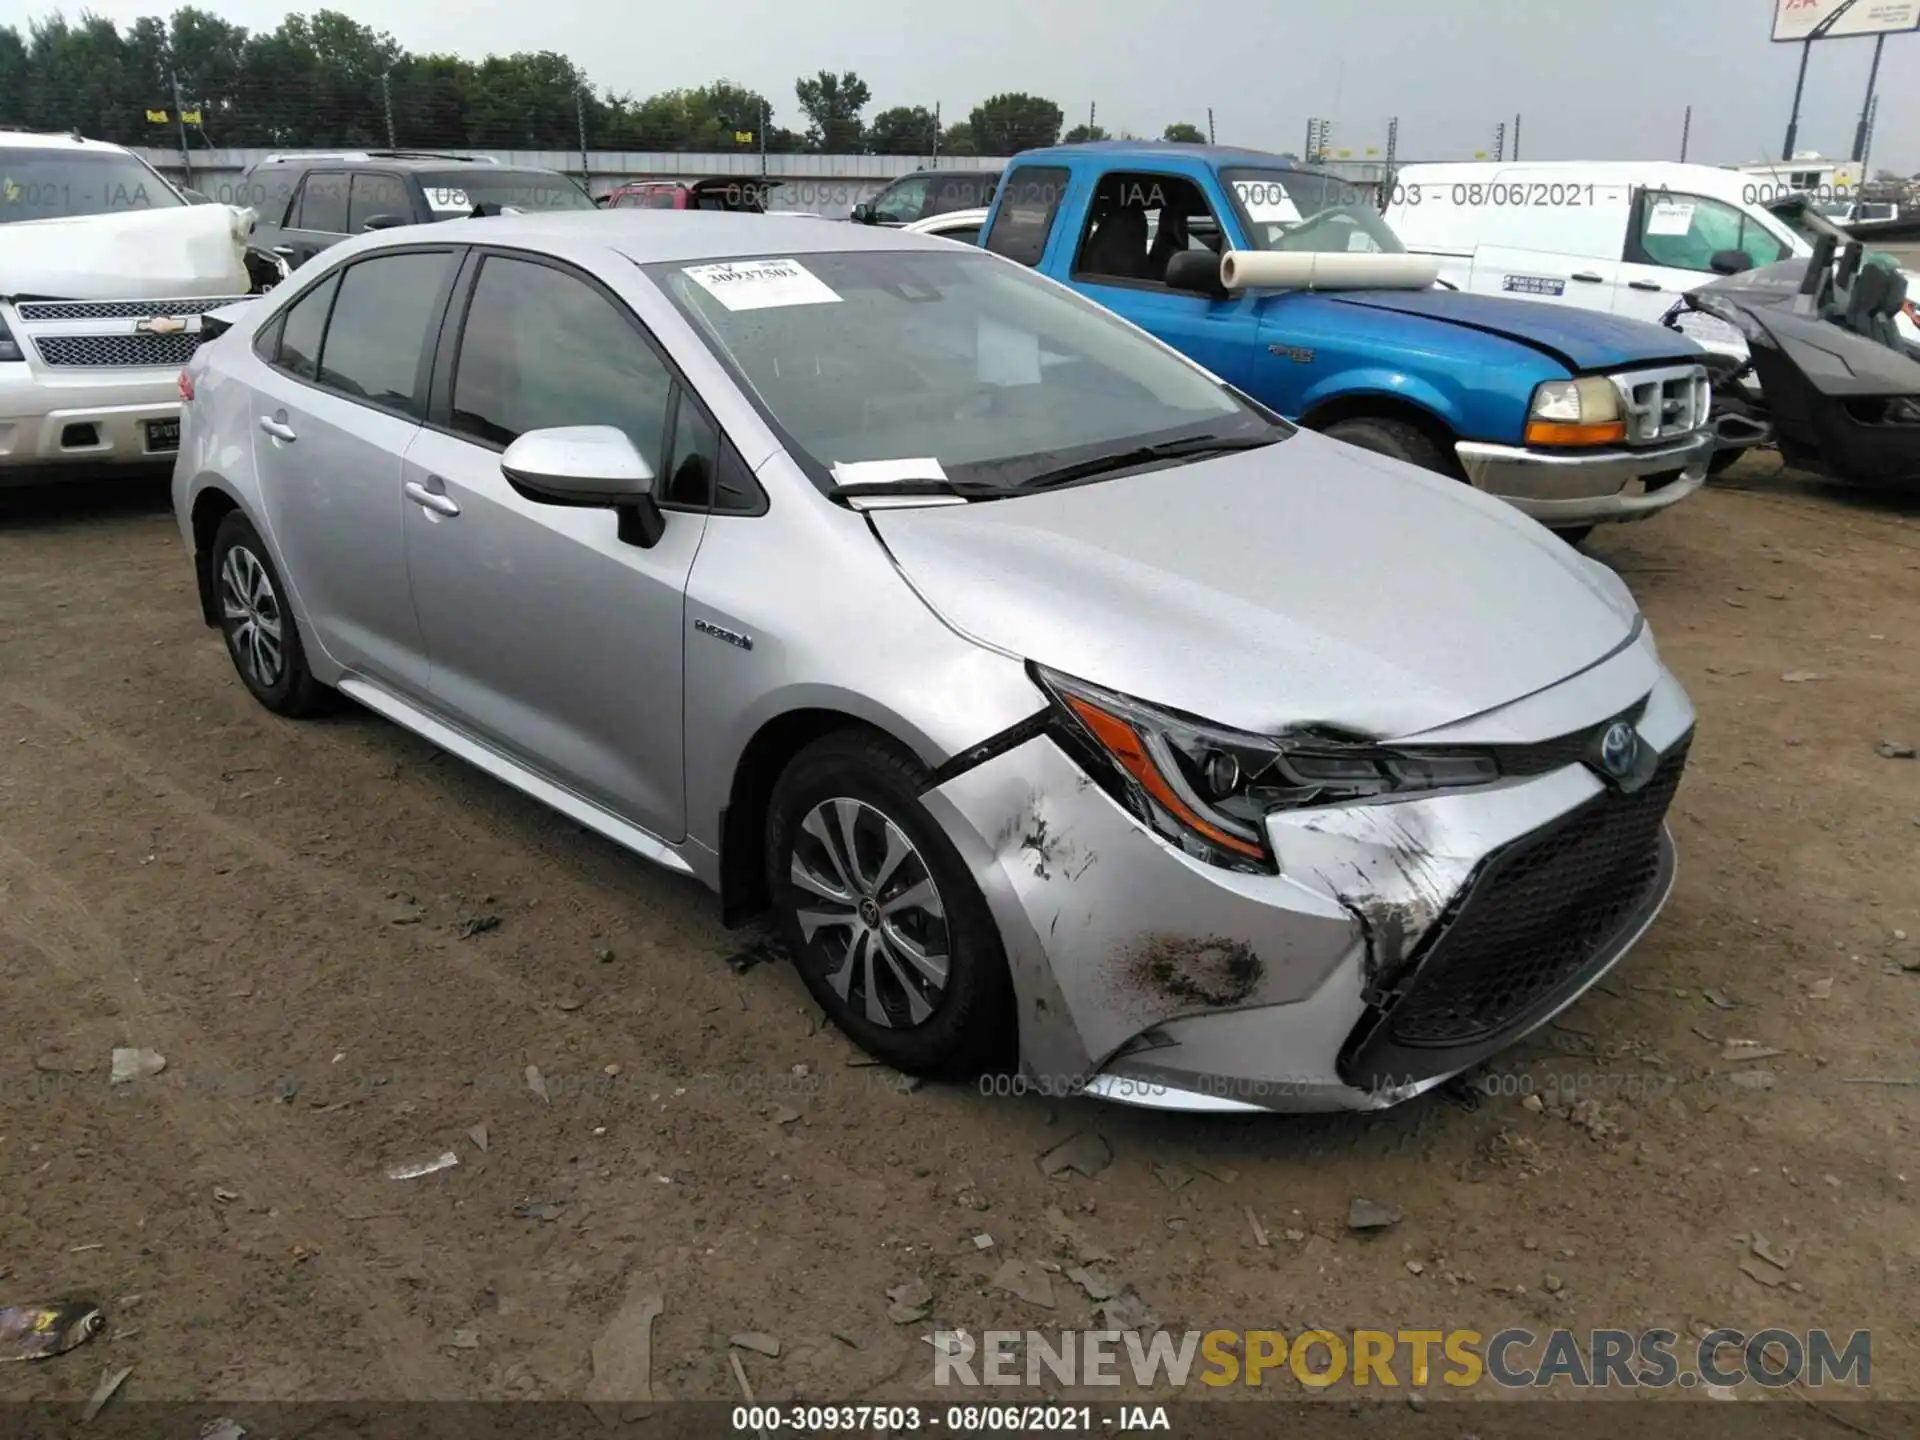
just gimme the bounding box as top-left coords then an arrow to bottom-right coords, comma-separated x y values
134,147 -> 1393,219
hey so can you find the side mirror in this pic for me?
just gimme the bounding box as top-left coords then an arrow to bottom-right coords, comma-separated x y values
850,202 -> 876,224
361,213 -> 410,232
501,425 -> 665,546
1164,250 -> 1228,297
1709,249 -> 1754,276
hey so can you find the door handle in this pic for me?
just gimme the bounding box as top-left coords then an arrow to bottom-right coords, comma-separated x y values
271,244 -> 296,256
1571,271 -> 1605,283
1629,280 -> 1663,292
404,479 -> 461,517
257,415 -> 297,443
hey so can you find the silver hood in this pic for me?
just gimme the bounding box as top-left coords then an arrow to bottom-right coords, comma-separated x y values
868,431 -> 1639,740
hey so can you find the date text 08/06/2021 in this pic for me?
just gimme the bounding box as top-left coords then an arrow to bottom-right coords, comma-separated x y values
730,1405 -> 1167,1433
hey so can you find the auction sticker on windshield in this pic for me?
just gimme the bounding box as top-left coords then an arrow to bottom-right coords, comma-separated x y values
1646,200 -> 1696,236
682,258 -> 841,311
426,187 -> 471,213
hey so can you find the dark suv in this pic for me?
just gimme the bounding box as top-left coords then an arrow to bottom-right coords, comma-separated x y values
850,169 -> 1001,226
240,151 -> 597,271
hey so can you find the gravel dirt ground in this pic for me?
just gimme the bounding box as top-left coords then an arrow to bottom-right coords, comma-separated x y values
0,456 -> 1916,1414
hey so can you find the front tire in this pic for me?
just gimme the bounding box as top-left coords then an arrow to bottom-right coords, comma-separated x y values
765,732 -> 1014,1078
1323,416 -> 1451,474
210,511 -> 328,717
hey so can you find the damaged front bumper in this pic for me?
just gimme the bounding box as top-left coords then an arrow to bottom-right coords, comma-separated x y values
919,644 -> 1696,1114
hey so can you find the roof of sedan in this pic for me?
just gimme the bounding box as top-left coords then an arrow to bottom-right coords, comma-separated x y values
394,210 -> 956,264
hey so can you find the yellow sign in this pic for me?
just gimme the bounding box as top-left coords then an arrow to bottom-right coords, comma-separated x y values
181,108 -> 203,125
146,108 -> 170,123
734,130 -> 754,144
148,107 -> 203,125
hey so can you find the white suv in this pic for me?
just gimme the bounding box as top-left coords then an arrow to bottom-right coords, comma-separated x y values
1,129 -> 256,483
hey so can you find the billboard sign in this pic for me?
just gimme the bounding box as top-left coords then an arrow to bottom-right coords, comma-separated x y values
1772,0 -> 1920,41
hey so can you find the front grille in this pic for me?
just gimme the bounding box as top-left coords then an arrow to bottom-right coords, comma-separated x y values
15,297 -> 235,322
1614,364 -> 1710,445
1486,698 -> 1648,778
33,333 -> 202,369
1379,736 -> 1690,1049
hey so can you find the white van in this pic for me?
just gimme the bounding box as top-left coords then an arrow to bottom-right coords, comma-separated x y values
1382,161 -> 1919,363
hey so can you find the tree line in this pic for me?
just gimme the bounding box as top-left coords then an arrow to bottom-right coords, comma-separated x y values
0,8 -> 1213,156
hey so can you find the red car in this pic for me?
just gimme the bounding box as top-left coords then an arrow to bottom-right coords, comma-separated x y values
599,177 -> 771,212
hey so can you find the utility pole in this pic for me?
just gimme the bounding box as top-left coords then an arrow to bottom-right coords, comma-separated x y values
931,101 -> 940,160
1861,93 -> 1879,176
1088,100 -> 1096,135
1512,113 -> 1521,161
1782,38 -> 1812,160
168,68 -> 193,187
382,67 -> 396,149
1851,32 -> 1885,163
1680,104 -> 1692,163
1492,121 -> 1506,163
576,86 -> 589,187
1380,116 -> 1400,212
760,99 -> 769,172
1206,107 -> 1215,144
1304,118 -> 1319,162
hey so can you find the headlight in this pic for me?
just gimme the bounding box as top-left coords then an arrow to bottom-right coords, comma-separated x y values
1035,666 -> 1499,874
1526,376 -> 1625,447
0,316 -> 22,364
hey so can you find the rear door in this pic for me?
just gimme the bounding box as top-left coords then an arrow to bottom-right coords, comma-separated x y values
277,169 -> 352,268
246,247 -> 461,692
347,170 -> 413,233
400,249 -> 708,840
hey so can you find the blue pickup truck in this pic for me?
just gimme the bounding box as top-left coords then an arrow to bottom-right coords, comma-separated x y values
973,143 -> 1714,539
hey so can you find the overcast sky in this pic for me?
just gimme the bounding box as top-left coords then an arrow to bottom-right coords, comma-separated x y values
6,0 -> 1915,172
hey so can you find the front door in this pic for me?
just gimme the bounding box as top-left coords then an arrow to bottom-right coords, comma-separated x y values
1064,169 -> 1267,394
1617,187 -> 1796,326
246,248 -> 458,692
401,251 -> 708,841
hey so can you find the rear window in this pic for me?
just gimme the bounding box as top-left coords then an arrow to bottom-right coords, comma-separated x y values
0,148 -> 184,223
417,170 -> 596,215
983,165 -> 1071,267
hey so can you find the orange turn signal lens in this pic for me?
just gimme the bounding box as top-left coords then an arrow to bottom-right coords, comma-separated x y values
1062,695 -> 1268,861
1524,419 -> 1627,448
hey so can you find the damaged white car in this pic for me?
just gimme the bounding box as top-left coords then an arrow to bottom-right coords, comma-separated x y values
1,129 -> 260,483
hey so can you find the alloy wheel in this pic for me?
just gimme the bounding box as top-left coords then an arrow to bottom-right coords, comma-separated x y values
219,543 -> 284,690
788,797 -> 951,1029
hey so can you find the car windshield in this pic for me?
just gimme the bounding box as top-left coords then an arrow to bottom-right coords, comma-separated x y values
646,247 -> 1277,494
0,148 -> 184,224
1221,167 -> 1405,254
418,170 -> 596,216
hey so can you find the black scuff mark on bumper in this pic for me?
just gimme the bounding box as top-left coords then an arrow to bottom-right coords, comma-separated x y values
1124,935 -> 1264,1010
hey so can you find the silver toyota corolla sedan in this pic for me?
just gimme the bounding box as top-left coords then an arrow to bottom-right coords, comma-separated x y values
172,212 -> 1695,1114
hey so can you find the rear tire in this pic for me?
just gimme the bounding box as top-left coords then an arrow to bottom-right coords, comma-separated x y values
210,512 -> 329,718
1323,416 -> 1451,475
765,731 -> 1014,1078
